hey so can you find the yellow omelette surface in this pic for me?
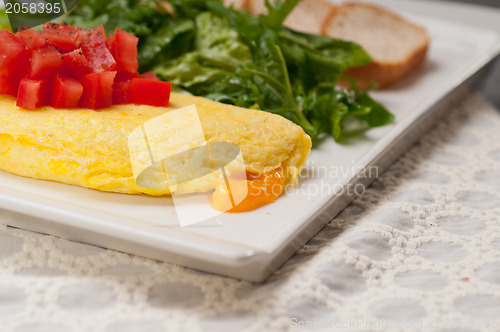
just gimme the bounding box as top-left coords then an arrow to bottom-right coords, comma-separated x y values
0,93 -> 311,196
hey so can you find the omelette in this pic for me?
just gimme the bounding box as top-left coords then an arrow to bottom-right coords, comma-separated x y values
0,93 -> 311,207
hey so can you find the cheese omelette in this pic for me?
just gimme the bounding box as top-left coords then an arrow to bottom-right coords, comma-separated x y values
0,93 -> 311,196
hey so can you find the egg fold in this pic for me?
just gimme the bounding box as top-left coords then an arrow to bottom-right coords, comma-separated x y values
0,93 -> 312,196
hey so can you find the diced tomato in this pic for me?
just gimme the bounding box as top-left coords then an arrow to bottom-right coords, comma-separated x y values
16,28 -> 48,51
29,46 -> 64,80
113,78 -> 171,107
16,77 -> 51,110
80,71 -> 116,109
113,28 -> 139,78
77,25 -> 115,73
42,23 -> 81,53
62,48 -> 92,78
129,78 -> 171,107
0,74 -> 19,96
3,22 -> 173,111
112,80 -> 132,105
0,29 -> 28,76
51,76 -> 83,108
84,44 -> 117,73
107,32 -> 116,54
116,71 -> 139,82
0,68 -> 28,97
140,72 -> 160,81
0,30 -> 29,94
77,25 -> 107,49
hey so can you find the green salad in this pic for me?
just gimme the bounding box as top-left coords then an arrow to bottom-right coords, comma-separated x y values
1,0 -> 394,143
0,8 -> 9,30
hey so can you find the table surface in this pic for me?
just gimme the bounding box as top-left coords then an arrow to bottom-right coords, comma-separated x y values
1,1 -> 500,331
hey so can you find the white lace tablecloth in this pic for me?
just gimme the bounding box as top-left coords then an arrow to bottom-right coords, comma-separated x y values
1,89 -> 500,331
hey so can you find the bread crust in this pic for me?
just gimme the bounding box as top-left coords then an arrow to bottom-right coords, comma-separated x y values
340,41 -> 428,89
322,2 -> 430,89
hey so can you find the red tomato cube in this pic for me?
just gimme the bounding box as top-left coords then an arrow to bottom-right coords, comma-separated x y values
113,28 -> 139,78
42,23 -> 81,53
78,26 -> 116,73
16,28 -> 48,51
112,80 -> 132,105
16,77 -> 50,110
140,72 -> 160,81
0,67 -> 28,97
0,74 -> 20,96
107,32 -> 116,54
84,44 -> 117,73
80,71 -> 117,109
77,25 -> 107,49
0,29 -> 28,76
30,46 -> 64,80
129,78 -> 172,107
51,76 -> 83,108
63,48 -> 92,78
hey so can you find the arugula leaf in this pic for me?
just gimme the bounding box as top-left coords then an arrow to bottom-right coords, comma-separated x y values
0,9 -> 11,30
138,18 -> 195,70
279,28 -> 371,87
153,12 -> 251,93
262,0 -> 299,30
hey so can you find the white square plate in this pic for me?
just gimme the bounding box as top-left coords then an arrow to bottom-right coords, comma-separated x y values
1,0 -> 500,281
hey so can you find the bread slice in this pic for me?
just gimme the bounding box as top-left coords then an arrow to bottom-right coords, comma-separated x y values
322,2 -> 429,89
247,0 -> 336,34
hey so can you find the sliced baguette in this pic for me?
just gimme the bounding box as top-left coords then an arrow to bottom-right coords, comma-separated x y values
322,2 -> 429,89
247,0 -> 336,34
